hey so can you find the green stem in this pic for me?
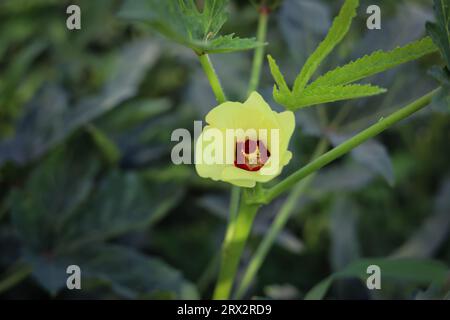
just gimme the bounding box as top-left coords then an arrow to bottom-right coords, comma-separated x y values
198,193 -> 241,296
197,48 -> 245,299
198,54 -> 227,104
219,186 -> 241,279
200,188 -> 240,296
204,8 -> 268,298
260,88 -> 439,204
229,186 -> 241,224
0,263 -> 32,294
247,8 -> 269,95
213,190 -> 260,299
235,139 -> 329,299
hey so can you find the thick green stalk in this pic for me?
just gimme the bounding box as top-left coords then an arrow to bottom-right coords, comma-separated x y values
229,186 -> 241,222
260,88 -> 439,203
224,187 -> 241,244
218,186 -> 242,284
197,50 -> 248,299
213,190 -> 260,299
235,139 -> 329,299
199,54 -> 227,104
207,7 -> 269,298
247,8 -> 269,95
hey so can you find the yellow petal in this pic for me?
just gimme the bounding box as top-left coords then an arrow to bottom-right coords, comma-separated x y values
227,179 -> 256,188
205,102 -> 242,129
206,92 -> 279,132
222,165 -> 279,184
275,111 -> 296,152
282,151 -> 293,165
244,91 -> 274,115
195,127 -> 227,181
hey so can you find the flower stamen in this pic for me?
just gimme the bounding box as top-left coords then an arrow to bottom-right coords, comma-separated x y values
234,139 -> 270,172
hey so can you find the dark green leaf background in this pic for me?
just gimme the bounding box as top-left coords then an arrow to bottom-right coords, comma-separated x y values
0,0 -> 449,300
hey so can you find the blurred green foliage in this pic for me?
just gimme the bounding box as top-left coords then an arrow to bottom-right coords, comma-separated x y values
0,0 -> 449,299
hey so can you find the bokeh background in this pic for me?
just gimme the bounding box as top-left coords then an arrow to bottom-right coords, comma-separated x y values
0,0 -> 449,299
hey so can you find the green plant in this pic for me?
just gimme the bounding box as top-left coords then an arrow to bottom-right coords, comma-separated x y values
1,0 -> 448,300
118,0 -> 449,300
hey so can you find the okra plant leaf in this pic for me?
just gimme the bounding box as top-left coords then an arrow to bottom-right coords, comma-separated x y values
292,0 -> 359,92
308,37 -> 438,88
204,34 -> 262,54
58,171 -> 183,250
426,0 -> 450,68
276,84 -> 386,109
0,39 -> 159,166
9,146 -> 100,252
80,245 -> 199,299
26,245 -> 198,298
426,0 -> 450,109
267,54 -> 290,96
118,0 -> 261,54
305,258 -> 449,300
429,67 -> 450,112
269,0 -> 437,111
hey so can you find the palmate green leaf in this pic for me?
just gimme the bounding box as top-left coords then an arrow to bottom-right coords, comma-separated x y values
58,170 -> 183,251
9,145 -> 188,297
267,54 -> 290,97
118,0 -> 261,54
10,145 -> 183,252
26,245 -> 198,298
268,1 -> 435,110
80,245 -> 198,299
292,0 -> 359,92
9,145 -> 100,252
429,66 -> 450,111
0,39 -> 160,166
305,258 -> 449,300
427,0 -> 450,108
426,0 -> 450,67
181,0 -> 228,38
309,37 -> 438,88
276,84 -> 386,110
204,34 -> 262,54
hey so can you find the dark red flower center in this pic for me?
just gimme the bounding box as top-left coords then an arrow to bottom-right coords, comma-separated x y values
234,139 -> 271,172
